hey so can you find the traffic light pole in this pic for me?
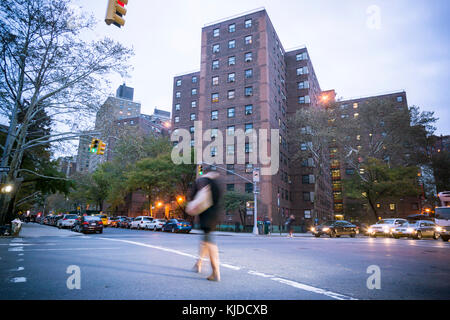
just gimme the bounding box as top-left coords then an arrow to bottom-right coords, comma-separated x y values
200,162 -> 259,235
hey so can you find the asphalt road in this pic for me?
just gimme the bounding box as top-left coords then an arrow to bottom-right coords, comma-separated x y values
1,223 -> 449,300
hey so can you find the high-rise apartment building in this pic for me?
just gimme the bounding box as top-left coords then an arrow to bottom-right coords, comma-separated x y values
172,9 -> 333,229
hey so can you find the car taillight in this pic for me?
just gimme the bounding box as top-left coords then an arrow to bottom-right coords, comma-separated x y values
177,223 -> 181,226
63,218 -> 68,220
98,221 -> 103,225
83,222 -> 89,225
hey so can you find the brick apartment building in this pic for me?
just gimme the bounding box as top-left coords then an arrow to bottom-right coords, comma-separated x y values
172,9 -> 333,230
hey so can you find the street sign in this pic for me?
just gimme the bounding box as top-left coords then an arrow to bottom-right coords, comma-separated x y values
0,167 -> 10,173
252,168 -> 260,182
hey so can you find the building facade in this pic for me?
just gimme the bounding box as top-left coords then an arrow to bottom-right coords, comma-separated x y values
172,9 -> 333,229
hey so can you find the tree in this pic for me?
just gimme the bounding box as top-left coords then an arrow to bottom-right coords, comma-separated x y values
344,158 -> 420,220
431,150 -> 450,192
224,191 -> 253,229
0,0 -> 133,224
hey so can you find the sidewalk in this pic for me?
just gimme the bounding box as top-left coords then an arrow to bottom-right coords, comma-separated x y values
190,229 -> 314,238
16,222 -> 84,238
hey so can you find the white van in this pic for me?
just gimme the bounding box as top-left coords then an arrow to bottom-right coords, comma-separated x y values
435,207 -> 450,242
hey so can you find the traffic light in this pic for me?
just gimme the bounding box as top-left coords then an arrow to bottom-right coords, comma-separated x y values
90,138 -> 100,153
198,165 -> 203,176
105,0 -> 128,28
97,141 -> 107,155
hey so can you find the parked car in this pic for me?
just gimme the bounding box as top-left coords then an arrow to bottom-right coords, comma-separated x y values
109,217 -> 120,228
353,222 -> 369,235
311,220 -> 358,238
57,214 -> 78,229
392,220 -> 440,240
130,216 -> 153,230
367,218 -> 408,237
147,219 -> 167,231
96,214 -> 109,227
162,219 -> 192,233
113,216 -> 128,228
119,217 -> 133,229
72,215 -> 103,234
50,215 -> 63,227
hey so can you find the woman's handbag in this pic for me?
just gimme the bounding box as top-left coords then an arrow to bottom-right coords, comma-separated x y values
186,184 -> 213,216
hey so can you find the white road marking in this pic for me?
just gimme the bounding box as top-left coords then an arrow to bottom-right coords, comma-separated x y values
8,247 -> 23,252
98,237 -> 358,300
24,247 -> 119,251
10,267 -> 24,272
10,277 -> 26,283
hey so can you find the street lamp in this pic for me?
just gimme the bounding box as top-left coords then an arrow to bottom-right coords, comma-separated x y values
1,184 -> 13,193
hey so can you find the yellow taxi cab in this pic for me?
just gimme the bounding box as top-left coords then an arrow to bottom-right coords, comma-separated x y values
96,214 -> 109,227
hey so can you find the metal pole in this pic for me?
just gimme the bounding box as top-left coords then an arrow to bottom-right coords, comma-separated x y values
252,181 -> 258,235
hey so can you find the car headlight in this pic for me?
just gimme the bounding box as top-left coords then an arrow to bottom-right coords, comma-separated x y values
406,228 -> 414,233
322,227 -> 329,232
390,228 -> 395,232
383,227 -> 390,233
368,228 -> 373,233
435,226 -> 442,232
310,227 -> 316,232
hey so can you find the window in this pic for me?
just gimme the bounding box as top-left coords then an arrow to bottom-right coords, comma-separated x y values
228,39 -> 236,49
296,66 -> 309,75
191,88 -> 197,95
190,113 -> 196,121
210,146 -> 217,157
245,69 -> 253,79
226,146 -> 234,156
390,203 -> 396,211
228,107 -> 235,118
189,126 -> 195,133
245,52 -> 253,62
245,104 -> 253,115
212,44 -> 220,53
227,125 -> 235,135
345,168 -> 354,175
245,163 -> 253,173
228,56 -> 236,66
245,123 -> 253,133
227,184 -> 235,191
212,76 -> 219,86
211,128 -> 218,139
245,19 -> 252,28
303,192 -> 311,201
192,76 -> 197,83
174,116 -> 180,123
397,96 -> 403,102
331,169 -> 341,179
302,175 -> 310,184
298,81 -> 309,89
245,183 -> 253,193
300,143 -> 307,151
296,52 -> 308,61
245,142 -> 252,153
211,110 -> 218,120
191,101 -> 197,108
354,113 -> 359,118
245,35 -> 252,44
353,103 -> 358,109
190,140 -> 195,147
228,73 -> 235,82
175,92 -> 181,98
245,86 -> 253,96
213,28 -> 220,37
228,24 -> 235,33
175,104 -> 180,111
176,79 -> 181,86
228,90 -> 235,99
211,93 -> 219,103
212,60 -> 219,70
298,96 -> 310,104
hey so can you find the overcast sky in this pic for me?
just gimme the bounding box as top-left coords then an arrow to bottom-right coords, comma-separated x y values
76,0 -> 449,135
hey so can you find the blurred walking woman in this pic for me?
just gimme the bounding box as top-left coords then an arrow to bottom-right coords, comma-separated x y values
187,169 -> 222,281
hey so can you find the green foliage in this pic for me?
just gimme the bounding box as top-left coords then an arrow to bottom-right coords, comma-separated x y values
431,150 -> 450,192
344,158 -> 420,219
224,191 -> 253,226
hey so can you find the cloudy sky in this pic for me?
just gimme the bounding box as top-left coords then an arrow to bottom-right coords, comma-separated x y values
78,0 -> 449,135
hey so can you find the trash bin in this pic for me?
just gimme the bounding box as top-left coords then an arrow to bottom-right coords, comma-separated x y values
257,221 -> 263,234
